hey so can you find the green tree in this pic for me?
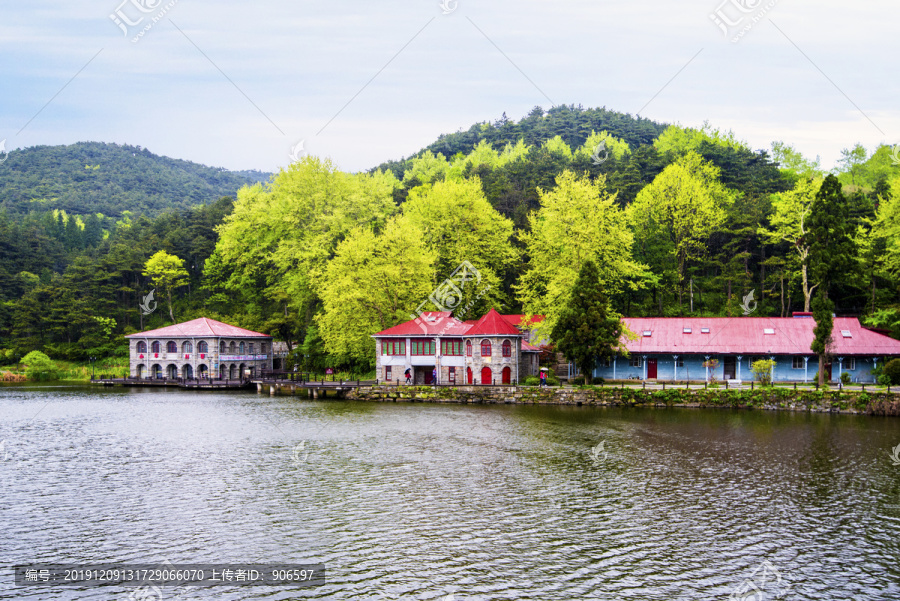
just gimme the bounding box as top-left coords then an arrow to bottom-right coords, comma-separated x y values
762,178 -> 821,311
401,177 -> 517,316
143,250 -> 189,322
627,152 -> 732,310
810,291 -> 835,387
551,260 -> 626,384
315,218 -> 436,368
517,171 -> 646,336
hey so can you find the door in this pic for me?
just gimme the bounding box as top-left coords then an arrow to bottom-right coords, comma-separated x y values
467,367 -> 473,384
425,368 -> 433,385
481,366 -> 492,385
647,359 -> 657,379
502,366 -> 511,384
723,356 -> 736,380
449,367 -> 456,384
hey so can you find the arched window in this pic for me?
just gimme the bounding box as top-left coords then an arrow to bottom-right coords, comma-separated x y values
151,341 -> 160,353
137,341 -> 147,353
182,341 -> 193,354
239,342 -> 245,354
229,341 -> 236,353
198,341 -> 208,353
502,340 -> 512,357
219,341 -> 226,353
481,340 -> 492,357
466,341 -> 472,357
166,341 -> 177,353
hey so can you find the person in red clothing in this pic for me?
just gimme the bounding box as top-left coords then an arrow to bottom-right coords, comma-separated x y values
539,370 -> 547,387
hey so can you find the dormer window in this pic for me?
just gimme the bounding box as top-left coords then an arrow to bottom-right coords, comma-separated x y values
683,327 -> 692,334
642,330 -> 652,337
700,328 -> 710,334
763,328 -> 775,335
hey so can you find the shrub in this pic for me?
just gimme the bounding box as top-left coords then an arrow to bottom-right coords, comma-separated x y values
884,359 -> 900,385
878,374 -> 892,386
751,359 -> 776,386
21,350 -> 60,381
523,375 -> 540,386
573,375 -> 585,385
592,377 -> 605,385
840,372 -> 851,385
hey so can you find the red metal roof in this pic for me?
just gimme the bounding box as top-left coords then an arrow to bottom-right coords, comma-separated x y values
621,317 -> 900,356
126,317 -> 270,339
521,340 -> 541,352
466,308 -> 523,336
374,309 -> 526,337
374,312 -> 472,337
501,314 -> 545,327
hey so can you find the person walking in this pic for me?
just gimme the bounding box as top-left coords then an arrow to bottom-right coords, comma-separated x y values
404,368 -> 412,385
539,370 -> 547,387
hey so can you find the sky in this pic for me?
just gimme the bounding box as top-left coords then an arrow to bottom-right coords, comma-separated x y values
0,0 -> 897,174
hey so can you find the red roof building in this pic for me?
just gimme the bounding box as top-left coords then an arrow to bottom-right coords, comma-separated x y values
373,309 -> 543,386
126,317 -> 273,381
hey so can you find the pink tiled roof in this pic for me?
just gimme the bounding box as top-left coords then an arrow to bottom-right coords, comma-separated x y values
521,340 -> 541,352
126,317 -> 270,339
621,316 -> 900,356
467,308 -> 523,336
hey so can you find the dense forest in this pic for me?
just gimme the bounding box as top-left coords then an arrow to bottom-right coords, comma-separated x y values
0,141 -> 268,217
1,105 -> 899,374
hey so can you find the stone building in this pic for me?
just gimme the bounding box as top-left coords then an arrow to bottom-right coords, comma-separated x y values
373,308 -> 542,385
126,317 -> 273,380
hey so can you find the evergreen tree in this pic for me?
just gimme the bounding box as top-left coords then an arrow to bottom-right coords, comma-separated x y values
550,260 -> 625,383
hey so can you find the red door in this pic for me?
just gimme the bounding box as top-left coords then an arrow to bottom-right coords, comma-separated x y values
502,366 -> 511,384
481,366 -> 492,385
647,359 -> 658,379
424,369 -> 433,385
467,367 -> 473,384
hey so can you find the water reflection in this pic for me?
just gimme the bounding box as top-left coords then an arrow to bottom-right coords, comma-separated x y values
1,385 -> 899,600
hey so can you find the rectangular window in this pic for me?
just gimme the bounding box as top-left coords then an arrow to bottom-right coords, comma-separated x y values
599,358 -> 611,368
382,340 -> 406,355
792,357 -> 804,369
683,327 -> 692,334
441,340 -> 462,356
848,358 -> 856,370
385,366 -> 392,381
630,357 -> 641,368
411,339 -> 436,355
676,358 -> 684,367
701,327 -> 710,334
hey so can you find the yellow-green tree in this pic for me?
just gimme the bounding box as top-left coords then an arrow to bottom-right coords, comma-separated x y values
401,177 -> 518,316
143,250 -> 188,322
517,170 -> 645,337
211,156 -> 400,325
316,218 -> 436,366
762,178 -> 822,311
627,152 -> 732,309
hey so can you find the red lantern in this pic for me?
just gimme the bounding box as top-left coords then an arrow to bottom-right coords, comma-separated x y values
200,353 -> 205,359
139,354 -> 144,359
185,354 -> 189,359
154,353 -> 158,358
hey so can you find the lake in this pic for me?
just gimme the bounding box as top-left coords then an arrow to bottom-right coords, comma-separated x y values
1,384 -> 899,600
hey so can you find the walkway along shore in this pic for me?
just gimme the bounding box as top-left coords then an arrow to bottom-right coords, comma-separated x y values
255,381 -> 900,417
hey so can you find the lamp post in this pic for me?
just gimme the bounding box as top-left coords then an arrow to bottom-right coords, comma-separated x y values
90,356 -> 96,379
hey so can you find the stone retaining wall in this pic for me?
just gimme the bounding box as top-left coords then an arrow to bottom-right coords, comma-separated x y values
338,385 -> 900,415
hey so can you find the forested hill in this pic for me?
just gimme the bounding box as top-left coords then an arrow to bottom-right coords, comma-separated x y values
0,141 -> 270,218
375,105 -> 669,176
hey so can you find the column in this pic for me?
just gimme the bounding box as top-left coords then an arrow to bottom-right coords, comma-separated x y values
838,357 -> 844,383
434,336 -> 441,384
705,355 -> 710,382
736,355 -> 742,382
642,355 -> 647,380
803,356 -> 809,382
673,355 -> 678,381
769,356 -> 775,383
613,356 -> 617,380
